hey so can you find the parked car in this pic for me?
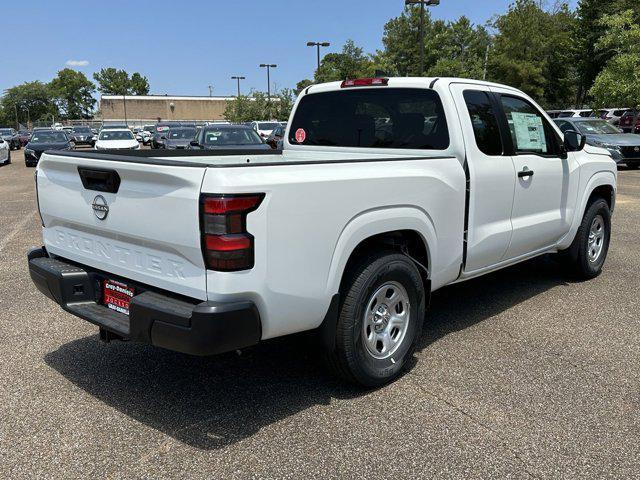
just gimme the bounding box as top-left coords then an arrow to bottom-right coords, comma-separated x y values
619,110 -> 640,133
18,130 -> 32,146
189,124 -> 271,150
265,124 -> 286,149
24,130 -> 74,167
250,121 -> 280,139
62,126 -> 74,137
94,129 -> 140,150
554,117 -> 640,169
558,109 -> 594,118
546,110 -> 562,119
163,127 -> 197,149
0,128 -> 21,150
69,125 -> 96,147
0,137 -> 10,165
28,77 -> 616,387
595,108 -> 629,126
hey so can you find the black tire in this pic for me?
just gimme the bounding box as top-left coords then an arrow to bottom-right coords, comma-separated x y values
6,149 -> 10,164
326,252 -> 426,387
561,198 -> 611,279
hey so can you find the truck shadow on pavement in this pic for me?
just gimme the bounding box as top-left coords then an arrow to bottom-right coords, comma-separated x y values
44,255 -> 573,451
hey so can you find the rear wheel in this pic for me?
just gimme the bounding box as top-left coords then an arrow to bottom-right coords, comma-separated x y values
326,252 -> 425,387
560,198 -> 611,279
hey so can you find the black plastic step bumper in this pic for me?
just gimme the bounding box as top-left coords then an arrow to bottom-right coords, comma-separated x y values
27,247 -> 261,356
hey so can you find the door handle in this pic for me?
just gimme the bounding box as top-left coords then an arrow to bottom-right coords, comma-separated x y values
518,168 -> 534,178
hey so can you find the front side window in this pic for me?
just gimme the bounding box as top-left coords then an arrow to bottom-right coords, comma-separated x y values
463,90 -> 502,156
500,96 -> 559,155
575,120 -> 620,135
289,88 -> 449,150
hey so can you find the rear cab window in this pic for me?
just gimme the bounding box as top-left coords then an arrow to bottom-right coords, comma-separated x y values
289,88 -> 449,150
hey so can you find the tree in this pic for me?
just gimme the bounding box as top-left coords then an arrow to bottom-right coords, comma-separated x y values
49,68 -> 96,119
93,68 -> 150,95
374,8 -> 490,79
296,79 -> 313,94
129,72 -> 150,95
574,0 -> 640,104
224,89 -> 296,123
1,81 -> 58,125
315,40 -> 374,83
589,10 -> 640,128
488,0 -> 577,108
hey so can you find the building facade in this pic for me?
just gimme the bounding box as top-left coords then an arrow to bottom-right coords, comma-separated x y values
99,95 -> 235,125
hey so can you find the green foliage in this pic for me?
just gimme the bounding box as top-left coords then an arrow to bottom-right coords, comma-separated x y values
315,40 -> 374,83
0,81 -> 59,126
574,0 -> 640,104
488,0 -> 577,108
49,68 -> 96,119
589,10 -> 640,109
296,79 -> 313,94
224,89 -> 296,123
374,8 -> 489,79
93,68 -> 150,95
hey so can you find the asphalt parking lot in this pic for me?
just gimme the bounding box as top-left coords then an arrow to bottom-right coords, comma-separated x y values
1,148 -> 639,479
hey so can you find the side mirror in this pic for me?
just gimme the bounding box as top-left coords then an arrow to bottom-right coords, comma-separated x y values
563,129 -> 586,152
189,140 -> 200,147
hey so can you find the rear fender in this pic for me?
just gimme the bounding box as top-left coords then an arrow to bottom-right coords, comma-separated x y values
325,206 -> 436,296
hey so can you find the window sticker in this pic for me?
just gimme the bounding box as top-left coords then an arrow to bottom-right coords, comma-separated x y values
512,112 -> 547,153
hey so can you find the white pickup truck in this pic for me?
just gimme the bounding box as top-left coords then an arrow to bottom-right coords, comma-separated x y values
28,77 -> 616,386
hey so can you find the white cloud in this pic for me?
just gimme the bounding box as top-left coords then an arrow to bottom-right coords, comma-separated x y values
65,60 -> 89,67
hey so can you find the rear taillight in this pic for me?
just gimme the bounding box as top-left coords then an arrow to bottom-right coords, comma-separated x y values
200,193 -> 264,272
341,78 -> 389,88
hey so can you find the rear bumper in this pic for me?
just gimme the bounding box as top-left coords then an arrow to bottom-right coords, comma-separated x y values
27,247 -> 261,356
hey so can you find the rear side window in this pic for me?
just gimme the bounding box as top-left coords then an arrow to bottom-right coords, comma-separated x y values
463,90 -> 502,156
289,88 -> 449,150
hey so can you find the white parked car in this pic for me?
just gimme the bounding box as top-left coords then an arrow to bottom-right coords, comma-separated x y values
250,121 -> 280,139
94,129 -> 140,150
0,137 -> 9,164
28,77 -> 616,387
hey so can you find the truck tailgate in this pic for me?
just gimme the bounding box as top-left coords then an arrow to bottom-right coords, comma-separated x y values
36,152 -> 208,300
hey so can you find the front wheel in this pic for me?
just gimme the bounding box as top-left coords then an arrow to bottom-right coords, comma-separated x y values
560,198 -> 611,279
326,252 -> 425,387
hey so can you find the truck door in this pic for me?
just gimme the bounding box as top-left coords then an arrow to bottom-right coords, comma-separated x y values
490,87 -> 579,259
449,83 -> 515,271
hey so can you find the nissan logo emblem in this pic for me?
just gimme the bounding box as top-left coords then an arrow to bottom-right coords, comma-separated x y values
92,195 -> 109,220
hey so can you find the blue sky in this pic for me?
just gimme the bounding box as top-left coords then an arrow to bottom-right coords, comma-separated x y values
4,0 -> 579,97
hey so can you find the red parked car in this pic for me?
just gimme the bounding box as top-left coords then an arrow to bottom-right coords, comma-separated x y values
620,110 -> 640,133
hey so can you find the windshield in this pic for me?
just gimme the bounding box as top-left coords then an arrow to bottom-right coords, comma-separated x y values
72,126 -> 91,133
99,130 -> 134,140
258,122 -> 279,130
168,128 -> 196,139
575,120 -> 620,135
203,128 -> 263,146
31,132 -> 68,143
289,88 -> 450,150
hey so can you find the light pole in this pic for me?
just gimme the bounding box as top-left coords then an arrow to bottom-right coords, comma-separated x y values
259,64 -> 277,103
231,76 -> 246,97
306,42 -> 330,73
208,85 -> 213,97
405,0 -> 440,76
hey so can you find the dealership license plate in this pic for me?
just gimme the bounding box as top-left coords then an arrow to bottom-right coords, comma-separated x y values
103,279 -> 135,316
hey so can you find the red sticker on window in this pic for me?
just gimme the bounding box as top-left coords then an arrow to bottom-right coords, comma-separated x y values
295,128 -> 306,143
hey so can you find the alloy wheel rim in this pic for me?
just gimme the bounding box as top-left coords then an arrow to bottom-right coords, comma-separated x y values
362,281 -> 410,360
587,214 -> 605,263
